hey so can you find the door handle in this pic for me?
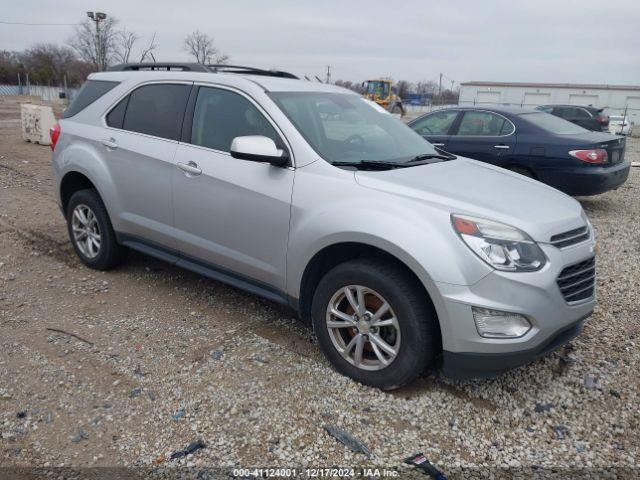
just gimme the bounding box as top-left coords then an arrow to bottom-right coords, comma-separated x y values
101,138 -> 118,150
177,161 -> 202,176
432,143 -> 445,147
494,145 -> 510,149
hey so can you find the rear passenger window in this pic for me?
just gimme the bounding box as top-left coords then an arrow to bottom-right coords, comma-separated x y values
457,111 -> 512,136
121,84 -> 190,140
190,87 -> 280,152
62,80 -> 119,119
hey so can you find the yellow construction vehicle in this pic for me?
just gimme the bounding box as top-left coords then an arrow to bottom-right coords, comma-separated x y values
363,79 -> 405,116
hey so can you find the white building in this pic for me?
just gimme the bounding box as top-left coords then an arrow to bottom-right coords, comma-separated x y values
459,81 -> 640,124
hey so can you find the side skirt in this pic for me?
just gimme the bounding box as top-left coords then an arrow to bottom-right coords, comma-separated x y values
117,233 -> 297,311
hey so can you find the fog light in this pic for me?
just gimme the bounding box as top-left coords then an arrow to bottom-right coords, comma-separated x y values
472,307 -> 532,338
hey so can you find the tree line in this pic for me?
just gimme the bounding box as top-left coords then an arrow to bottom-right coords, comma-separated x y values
334,79 -> 459,104
0,15 -> 229,87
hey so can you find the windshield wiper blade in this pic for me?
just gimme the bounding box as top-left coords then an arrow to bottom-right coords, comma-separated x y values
404,153 -> 455,163
332,160 -> 406,169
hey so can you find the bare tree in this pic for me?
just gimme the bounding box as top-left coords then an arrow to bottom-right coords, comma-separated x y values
395,80 -> 413,99
183,30 -> 228,64
113,28 -> 140,64
139,32 -> 158,62
19,44 -> 76,85
415,80 -> 437,95
68,17 -> 119,70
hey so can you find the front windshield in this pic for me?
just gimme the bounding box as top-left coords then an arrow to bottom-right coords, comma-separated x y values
269,92 -> 438,164
520,112 -> 589,135
366,81 -> 389,98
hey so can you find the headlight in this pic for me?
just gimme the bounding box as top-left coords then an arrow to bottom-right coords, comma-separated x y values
451,214 -> 546,272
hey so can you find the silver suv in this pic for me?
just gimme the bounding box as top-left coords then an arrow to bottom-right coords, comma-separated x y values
51,63 -> 596,389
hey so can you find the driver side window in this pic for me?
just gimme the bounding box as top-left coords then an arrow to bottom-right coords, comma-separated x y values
412,110 -> 458,135
190,87 -> 280,152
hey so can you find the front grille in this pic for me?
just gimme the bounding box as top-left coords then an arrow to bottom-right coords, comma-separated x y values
557,257 -> 596,303
550,226 -> 589,248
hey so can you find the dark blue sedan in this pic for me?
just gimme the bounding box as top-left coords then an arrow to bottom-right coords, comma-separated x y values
407,106 -> 630,196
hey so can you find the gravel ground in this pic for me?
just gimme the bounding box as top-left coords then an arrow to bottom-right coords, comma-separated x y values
0,97 -> 638,479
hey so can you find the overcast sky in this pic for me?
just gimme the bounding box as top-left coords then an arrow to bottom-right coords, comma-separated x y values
2,0 -> 639,85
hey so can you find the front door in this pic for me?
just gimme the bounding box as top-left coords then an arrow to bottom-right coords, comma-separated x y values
410,109 -> 459,151
446,110 -> 516,167
172,86 -> 294,291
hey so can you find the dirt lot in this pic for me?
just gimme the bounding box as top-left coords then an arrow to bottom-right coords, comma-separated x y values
1,97 -> 639,478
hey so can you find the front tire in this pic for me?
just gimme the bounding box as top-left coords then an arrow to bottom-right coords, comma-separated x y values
311,259 -> 439,390
66,189 -> 125,270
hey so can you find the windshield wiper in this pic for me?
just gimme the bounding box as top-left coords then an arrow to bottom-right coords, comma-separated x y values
332,160 -> 407,170
332,153 -> 455,170
404,152 -> 455,163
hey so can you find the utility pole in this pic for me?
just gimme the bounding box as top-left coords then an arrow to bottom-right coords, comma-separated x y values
325,65 -> 331,84
438,72 -> 443,103
87,11 -> 107,71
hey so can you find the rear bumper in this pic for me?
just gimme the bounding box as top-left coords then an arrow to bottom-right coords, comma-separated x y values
536,160 -> 630,196
442,316 -> 588,379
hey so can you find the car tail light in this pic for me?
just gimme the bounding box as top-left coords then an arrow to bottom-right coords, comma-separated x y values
49,123 -> 61,151
597,115 -> 608,124
569,149 -> 607,164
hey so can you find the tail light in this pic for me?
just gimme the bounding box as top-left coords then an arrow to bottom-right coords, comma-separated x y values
569,149 -> 607,164
597,115 -> 608,124
49,123 -> 61,151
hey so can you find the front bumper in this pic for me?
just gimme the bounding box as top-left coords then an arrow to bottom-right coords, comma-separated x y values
433,237 -> 596,378
442,316 -> 588,379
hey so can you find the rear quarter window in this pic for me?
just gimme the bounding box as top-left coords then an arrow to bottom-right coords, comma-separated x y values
61,80 -> 119,119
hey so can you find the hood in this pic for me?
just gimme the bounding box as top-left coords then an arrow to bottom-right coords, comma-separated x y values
355,158 -> 585,242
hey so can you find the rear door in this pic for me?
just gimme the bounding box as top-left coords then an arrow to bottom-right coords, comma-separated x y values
445,110 -> 516,166
409,109 -> 459,150
102,82 -> 191,248
171,85 -> 294,291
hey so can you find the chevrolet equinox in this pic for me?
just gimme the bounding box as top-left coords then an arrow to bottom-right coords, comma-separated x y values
50,63 -> 596,389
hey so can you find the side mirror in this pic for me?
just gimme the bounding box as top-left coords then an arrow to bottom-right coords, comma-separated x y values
230,135 -> 290,167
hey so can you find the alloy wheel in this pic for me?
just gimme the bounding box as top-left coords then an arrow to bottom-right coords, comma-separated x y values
325,285 -> 401,371
71,204 -> 101,259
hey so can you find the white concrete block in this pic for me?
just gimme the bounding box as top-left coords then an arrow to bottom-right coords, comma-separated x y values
20,103 -> 56,146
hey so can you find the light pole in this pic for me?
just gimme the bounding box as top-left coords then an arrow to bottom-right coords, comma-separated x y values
87,11 -> 107,71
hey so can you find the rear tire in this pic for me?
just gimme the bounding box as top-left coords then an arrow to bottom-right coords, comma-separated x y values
311,259 -> 439,390
66,189 -> 125,270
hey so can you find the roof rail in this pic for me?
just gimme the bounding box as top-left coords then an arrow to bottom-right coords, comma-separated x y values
107,62 -> 299,79
207,64 -> 299,79
108,63 -> 210,72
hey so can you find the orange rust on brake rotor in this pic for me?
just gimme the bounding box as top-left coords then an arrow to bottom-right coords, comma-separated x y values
343,293 -> 384,353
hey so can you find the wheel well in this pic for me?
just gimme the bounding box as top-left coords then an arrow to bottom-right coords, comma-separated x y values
506,164 -> 536,179
299,242 -> 438,328
60,172 -> 96,213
